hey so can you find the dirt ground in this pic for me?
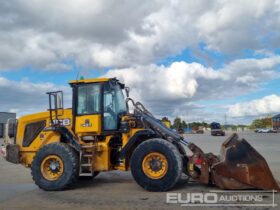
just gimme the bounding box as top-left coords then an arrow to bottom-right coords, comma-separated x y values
0,132 -> 279,210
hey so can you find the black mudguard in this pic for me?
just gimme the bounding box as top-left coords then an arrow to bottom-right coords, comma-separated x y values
44,126 -> 81,151
119,129 -> 156,158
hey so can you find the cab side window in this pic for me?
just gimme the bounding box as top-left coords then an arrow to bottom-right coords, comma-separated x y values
77,84 -> 101,115
103,85 -> 117,130
103,83 -> 127,130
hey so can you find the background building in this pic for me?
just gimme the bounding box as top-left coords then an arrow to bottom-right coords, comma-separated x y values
0,112 -> 16,138
272,114 -> 280,130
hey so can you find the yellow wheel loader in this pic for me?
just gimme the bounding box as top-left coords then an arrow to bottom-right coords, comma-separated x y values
1,78 -> 279,191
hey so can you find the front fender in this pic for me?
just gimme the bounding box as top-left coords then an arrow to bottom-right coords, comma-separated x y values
119,129 -> 156,159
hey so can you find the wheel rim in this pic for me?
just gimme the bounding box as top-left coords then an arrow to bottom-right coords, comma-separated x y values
142,152 -> 168,179
40,155 -> 64,181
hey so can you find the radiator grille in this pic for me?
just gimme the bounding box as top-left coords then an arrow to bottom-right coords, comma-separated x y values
23,121 -> 46,147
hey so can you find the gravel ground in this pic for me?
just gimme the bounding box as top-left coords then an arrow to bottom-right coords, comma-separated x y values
0,132 -> 279,210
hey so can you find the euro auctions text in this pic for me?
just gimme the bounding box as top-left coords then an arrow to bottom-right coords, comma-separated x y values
166,190 -> 277,207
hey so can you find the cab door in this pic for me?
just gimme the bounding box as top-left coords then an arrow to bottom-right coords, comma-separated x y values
74,83 -> 102,135
103,82 -> 127,131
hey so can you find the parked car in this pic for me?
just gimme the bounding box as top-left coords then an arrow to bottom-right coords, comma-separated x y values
257,129 -> 277,133
254,129 -> 260,133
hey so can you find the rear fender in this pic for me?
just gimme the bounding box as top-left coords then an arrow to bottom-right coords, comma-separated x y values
44,126 -> 81,151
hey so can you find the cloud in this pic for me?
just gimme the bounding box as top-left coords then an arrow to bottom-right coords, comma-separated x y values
228,95 -> 280,117
1,54 -> 278,122
0,77 -> 71,116
43,63 -> 72,72
0,53 -> 278,122
1,0 -> 280,70
0,0 -> 280,124
104,56 -> 280,119
195,0 -> 279,53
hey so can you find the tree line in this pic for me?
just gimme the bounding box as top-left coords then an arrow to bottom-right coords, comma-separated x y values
162,116 -> 271,130
249,117 -> 273,129
162,117 -> 209,130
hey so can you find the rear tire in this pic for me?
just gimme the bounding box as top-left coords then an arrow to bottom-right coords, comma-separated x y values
130,138 -> 182,192
31,143 -> 78,191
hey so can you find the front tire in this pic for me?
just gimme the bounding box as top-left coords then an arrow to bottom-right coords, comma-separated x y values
31,143 -> 78,191
130,138 -> 182,192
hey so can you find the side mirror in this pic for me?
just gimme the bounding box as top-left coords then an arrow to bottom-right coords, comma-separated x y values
125,87 -> 130,97
56,91 -> 63,109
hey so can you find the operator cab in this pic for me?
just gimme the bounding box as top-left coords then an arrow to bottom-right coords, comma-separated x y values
70,78 -> 127,133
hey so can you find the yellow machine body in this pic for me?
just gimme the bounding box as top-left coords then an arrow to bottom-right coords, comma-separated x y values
16,109 -> 143,171
13,78 -> 142,172
3,77 -> 279,192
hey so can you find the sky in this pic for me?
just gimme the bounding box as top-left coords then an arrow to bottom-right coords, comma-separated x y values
0,0 -> 280,125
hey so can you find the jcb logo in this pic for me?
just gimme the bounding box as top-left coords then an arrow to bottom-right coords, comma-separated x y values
81,119 -> 92,127
51,119 -> 71,126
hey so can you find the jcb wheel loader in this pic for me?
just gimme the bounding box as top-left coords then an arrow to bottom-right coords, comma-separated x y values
1,78 -> 279,191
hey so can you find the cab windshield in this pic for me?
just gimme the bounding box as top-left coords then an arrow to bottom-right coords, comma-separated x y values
103,83 -> 127,130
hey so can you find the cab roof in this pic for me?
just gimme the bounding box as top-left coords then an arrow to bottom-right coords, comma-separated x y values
69,78 -> 110,84
69,77 -> 125,88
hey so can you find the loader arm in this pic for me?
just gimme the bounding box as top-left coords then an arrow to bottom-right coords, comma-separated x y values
132,100 -> 187,143
128,99 -> 280,191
